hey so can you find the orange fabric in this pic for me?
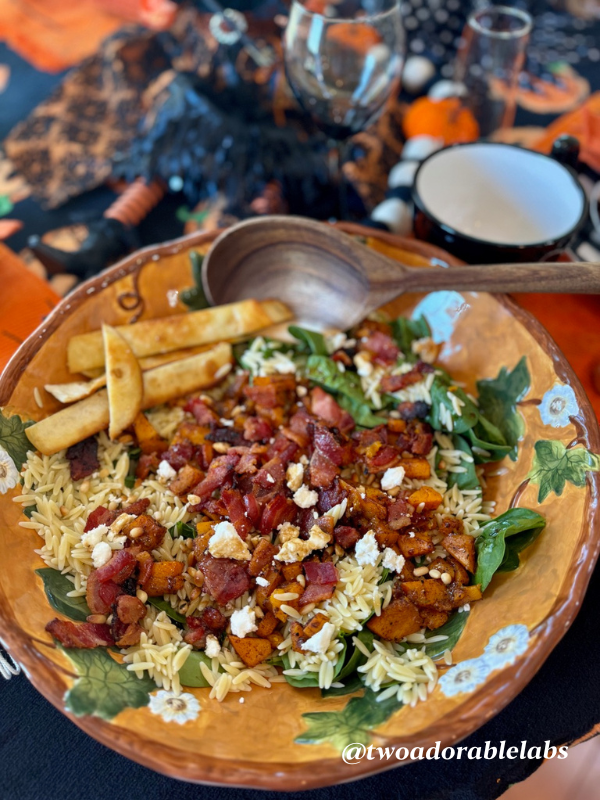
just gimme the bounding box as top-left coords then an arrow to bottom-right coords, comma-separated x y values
0,0 -> 123,73
0,244 -> 59,370
531,93 -> 600,173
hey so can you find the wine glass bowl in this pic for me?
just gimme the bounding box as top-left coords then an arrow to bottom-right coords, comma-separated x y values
284,0 -> 404,141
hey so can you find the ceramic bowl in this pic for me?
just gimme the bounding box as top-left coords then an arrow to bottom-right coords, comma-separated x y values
0,224 -> 598,790
412,143 -> 589,263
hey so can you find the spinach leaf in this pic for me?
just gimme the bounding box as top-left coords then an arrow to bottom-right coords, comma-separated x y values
476,357 -> 530,461
322,673 -> 364,698
336,630 -> 374,682
337,394 -> 387,429
445,435 -> 480,491
178,650 -> 213,688
466,421 -> 513,464
288,325 -> 328,356
428,374 -> 479,434
124,446 -> 140,489
474,509 -> 546,591
36,568 -> 91,622
23,504 -> 37,519
173,521 -> 196,539
391,316 -> 431,361
148,597 -> 187,625
305,355 -> 366,405
283,636 -> 348,689
498,527 -> 546,573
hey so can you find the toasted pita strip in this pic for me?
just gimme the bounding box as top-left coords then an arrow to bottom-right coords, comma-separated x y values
45,376 -> 107,404
26,343 -> 232,455
103,325 -> 143,440
67,299 -> 292,373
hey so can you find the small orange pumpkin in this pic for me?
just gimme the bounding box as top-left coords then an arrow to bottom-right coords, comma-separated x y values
403,97 -> 479,144
327,22 -> 382,53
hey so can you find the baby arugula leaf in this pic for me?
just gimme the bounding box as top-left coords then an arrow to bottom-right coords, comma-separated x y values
288,326 -> 328,356
36,568 -> 91,622
62,647 -> 155,720
476,357 -> 530,461
474,509 -> 546,591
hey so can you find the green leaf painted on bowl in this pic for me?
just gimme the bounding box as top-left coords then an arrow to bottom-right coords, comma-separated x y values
476,357 -> 530,461
0,411 -> 34,470
62,647 -> 154,720
36,568 -> 91,622
296,688 -> 402,750
177,650 -> 213,688
528,440 -> 600,503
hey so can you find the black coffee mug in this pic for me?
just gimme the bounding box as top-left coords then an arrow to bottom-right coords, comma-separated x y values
412,141 -> 588,263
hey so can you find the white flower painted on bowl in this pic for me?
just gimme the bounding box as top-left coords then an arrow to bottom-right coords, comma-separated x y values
0,447 -> 19,494
483,624 -> 529,671
538,384 -> 578,428
148,690 -> 200,724
438,658 -> 489,697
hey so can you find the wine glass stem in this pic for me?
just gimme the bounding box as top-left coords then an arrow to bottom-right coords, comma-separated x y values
329,139 -> 351,221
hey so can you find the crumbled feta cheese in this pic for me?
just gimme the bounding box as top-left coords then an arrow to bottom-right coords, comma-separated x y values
157,460 -> 177,481
219,418 -> 234,427
266,473 -> 275,484
326,332 -> 356,354
208,521 -> 251,561
354,351 -> 373,377
303,622 -> 336,654
230,606 -> 257,638
324,498 -> 347,524
381,548 -> 405,574
277,522 -> 301,543
81,524 -> 109,548
296,385 -> 308,398
411,336 -> 439,364
275,524 -> 331,563
355,530 -> 380,567
307,525 -> 330,550
205,634 -> 221,658
91,541 -> 112,568
286,462 -> 304,492
293,484 -> 318,509
299,454 -> 309,466
381,466 -> 406,492
255,576 -> 269,587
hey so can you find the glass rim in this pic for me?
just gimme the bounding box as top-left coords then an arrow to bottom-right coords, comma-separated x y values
468,5 -> 532,40
289,0 -> 401,23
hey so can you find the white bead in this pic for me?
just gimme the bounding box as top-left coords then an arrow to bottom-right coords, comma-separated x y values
402,135 -> 444,162
388,160 -> 419,189
371,198 -> 413,236
402,55 -> 436,94
428,80 -> 467,100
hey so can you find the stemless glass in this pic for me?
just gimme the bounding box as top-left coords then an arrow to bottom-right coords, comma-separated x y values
455,5 -> 532,138
284,0 -> 404,216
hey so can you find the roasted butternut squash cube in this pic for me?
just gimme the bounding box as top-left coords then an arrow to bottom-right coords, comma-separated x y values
290,621 -> 307,653
123,513 -> 166,552
400,457 -> 431,480
256,610 -> 279,639
388,418 -> 407,433
419,607 -> 450,630
446,555 -> 469,585
401,579 -> 452,612
269,580 -> 304,623
442,532 -> 476,573
302,612 -> 329,639
408,486 -> 443,511
249,538 -> 278,577
172,421 -> 211,446
397,532 -> 434,559
449,583 -> 482,608
367,597 -> 422,641
229,634 -> 273,667
267,631 -> 284,647
133,412 -> 168,455
169,464 -> 204,496
282,563 -> 304,581
142,561 -> 185,596
256,565 -> 283,608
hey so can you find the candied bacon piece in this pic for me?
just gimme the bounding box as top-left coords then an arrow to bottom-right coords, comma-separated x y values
289,407 -> 313,437
249,538 -> 278,577
298,582 -> 336,606
361,331 -> 400,365
243,493 -> 261,527
235,450 -> 259,475
206,427 -> 246,446
317,478 -> 348,514
259,495 -> 295,535
162,440 -> 195,471
46,619 -> 114,648
221,487 -> 252,539
115,594 -> 147,624
198,555 -> 251,604
113,622 -> 143,647
310,387 -> 354,433
294,506 -> 315,537
381,362 -> 434,393
353,425 -> 388,452
136,551 -> 154,585
122,498 -> 151,517
395,420 -> 434,456
387,497 -> 413,530
365,444 -> 401,473
312,515 -> 335,537
169,464 -> 204,497
136,453 -> 159,481
309,449 -> 339,488
66,437 -> 100,481
334,525 -> 361,550
202,607 -> 227,632
266,434 -> 298,463
312,425 -> 351,466
281,425 -> 310,449
189,452 -> 240,507
254,457 -> 286,490
244,375 -> 296,409
304,562 -> 338,584
184,626 -> 207,648
86,572 -> 123,615
95,549 -> 137,584
184,397 -> 220,425
243,416 -> 273,442
84,506 -> 118,533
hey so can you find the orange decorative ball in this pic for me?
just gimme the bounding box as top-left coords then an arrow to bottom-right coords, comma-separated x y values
403,97 -> 480,145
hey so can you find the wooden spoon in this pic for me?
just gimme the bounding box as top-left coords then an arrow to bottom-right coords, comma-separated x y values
202,215 -> 600,329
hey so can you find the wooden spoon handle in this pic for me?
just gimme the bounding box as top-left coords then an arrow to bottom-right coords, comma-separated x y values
402,262 -> 600,295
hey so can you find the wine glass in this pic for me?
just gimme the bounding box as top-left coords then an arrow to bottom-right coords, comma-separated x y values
284,0 -> 404,217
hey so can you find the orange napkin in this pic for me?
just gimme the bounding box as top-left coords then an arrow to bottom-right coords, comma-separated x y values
0,244 -> 59,372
